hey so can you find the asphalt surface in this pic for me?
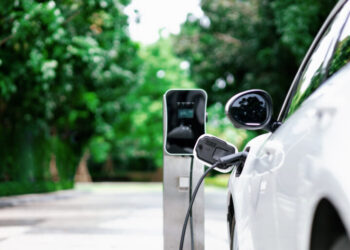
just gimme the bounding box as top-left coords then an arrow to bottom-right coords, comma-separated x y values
0,183 -> 229,250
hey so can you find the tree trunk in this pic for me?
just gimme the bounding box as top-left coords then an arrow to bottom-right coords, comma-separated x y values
102,155 -> 115,176
50,154 -> 60,182
74,150 -> 92,182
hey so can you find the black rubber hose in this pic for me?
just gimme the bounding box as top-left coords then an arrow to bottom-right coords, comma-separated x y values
189,156 -> 194,250
179,162 -> 219,250
179,151 -> 248,250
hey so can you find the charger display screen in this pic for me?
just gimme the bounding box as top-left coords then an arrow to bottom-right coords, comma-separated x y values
178,109 -> 194,119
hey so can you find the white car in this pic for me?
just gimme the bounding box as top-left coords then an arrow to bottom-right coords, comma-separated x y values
225,0 -> 350,249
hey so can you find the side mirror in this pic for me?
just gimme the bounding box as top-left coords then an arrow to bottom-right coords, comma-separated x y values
225,89 -> 274,131
194,134 -> 237,173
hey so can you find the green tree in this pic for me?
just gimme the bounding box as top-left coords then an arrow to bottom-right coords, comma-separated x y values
0,0 -> 140,190
175,0 -> 337,115
126,38 -> 194,168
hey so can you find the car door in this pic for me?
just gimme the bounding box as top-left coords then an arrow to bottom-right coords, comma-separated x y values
240,2 -> 350,250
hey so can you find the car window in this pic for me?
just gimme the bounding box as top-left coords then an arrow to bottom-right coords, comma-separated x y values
328,15 -> 350,77
286,5 -> 350,117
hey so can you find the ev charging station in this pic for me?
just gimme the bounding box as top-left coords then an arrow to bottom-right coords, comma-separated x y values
163,89 -> 207,250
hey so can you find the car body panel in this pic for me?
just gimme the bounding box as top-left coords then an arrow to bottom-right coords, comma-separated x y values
228,49 -> 350,250
227,1 -> 350,249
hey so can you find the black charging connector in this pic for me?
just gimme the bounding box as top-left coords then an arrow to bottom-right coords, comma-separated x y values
179,151 -> 248,250
217,151 -> 248,169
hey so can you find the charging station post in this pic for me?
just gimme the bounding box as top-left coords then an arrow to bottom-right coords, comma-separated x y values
163,89 -> 207,250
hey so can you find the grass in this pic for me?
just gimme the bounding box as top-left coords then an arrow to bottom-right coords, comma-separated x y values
0,181 -> 74,196
204,174 -> 230,188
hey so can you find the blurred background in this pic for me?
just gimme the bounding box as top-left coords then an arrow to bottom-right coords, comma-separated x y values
0,0 -> 337,195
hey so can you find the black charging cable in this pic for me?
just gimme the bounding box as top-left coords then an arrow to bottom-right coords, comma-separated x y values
179,151 -> 248,250
189,156 -> 194,250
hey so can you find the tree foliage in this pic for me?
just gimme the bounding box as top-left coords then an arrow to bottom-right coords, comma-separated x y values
0,0 -> 140,185
124,38 -> 195,167
175,0 -> 337,115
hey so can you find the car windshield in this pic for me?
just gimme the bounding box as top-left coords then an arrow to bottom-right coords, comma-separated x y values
328,15 -> 350,77
287,16 -> 343,117
280,2 -> 350,119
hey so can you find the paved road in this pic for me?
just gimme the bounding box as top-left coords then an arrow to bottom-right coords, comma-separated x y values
0,183 -> 229,250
